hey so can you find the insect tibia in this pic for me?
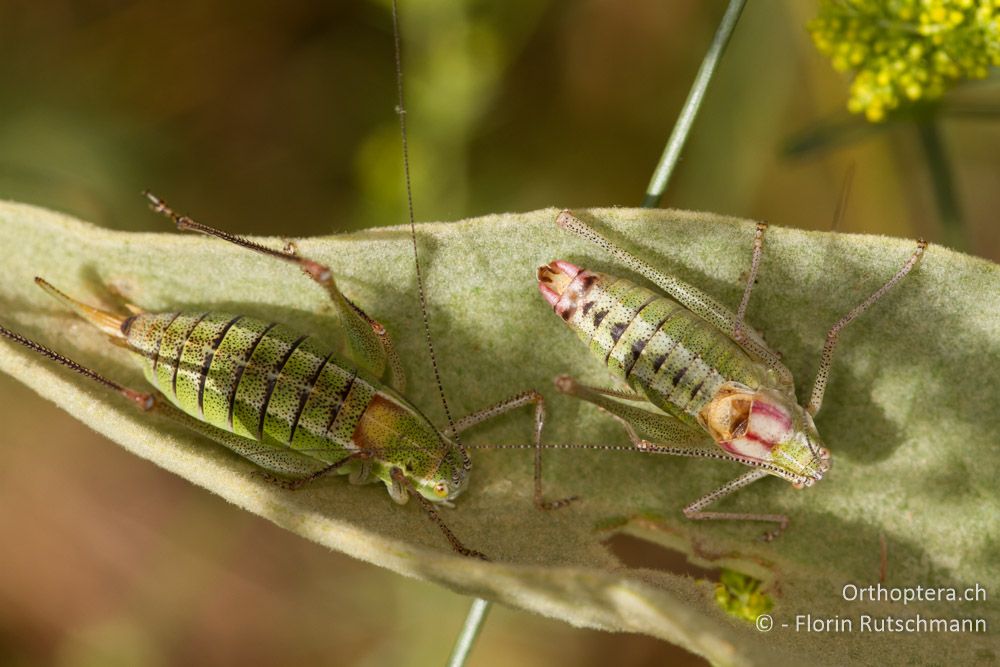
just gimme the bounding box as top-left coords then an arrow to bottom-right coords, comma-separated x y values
35,277 -> 130,339
805,236 -> 928,416
144,191 -> 298,265
0,321 -> 154,410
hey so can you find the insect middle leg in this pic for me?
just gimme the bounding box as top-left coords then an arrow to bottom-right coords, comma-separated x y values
555,374 -> 790,539
143,192 -> 406,392
446,390 -> 578,510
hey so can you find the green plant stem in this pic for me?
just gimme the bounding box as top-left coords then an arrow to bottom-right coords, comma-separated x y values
446,598 -> 492,667
642,0 -> 748,208
916,117 -> 965,250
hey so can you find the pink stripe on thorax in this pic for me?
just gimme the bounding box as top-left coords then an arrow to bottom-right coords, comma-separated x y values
742,430 -> 775,449
750,400 -> 792,429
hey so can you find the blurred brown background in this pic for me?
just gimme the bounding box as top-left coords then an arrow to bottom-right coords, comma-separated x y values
0,1 -> 997,665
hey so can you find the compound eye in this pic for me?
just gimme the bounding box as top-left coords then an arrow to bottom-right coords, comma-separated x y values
434,481 -> 449,498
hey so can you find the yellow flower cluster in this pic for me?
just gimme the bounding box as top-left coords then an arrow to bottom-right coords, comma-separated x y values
714,570 -> 773,622
809,0 -> 1000,121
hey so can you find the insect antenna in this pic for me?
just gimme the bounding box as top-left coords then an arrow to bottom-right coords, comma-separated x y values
801,165 -> 860,467
390,0 -> 468,469
466,443 -> 660,454
830,162 -> 855,233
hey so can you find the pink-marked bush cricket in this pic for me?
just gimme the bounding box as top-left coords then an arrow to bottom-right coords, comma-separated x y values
538,209 -> 926,540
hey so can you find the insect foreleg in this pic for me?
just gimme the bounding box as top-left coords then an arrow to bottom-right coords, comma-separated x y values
682,468 -> 788,542
143,191 -> 405,392
806,238 -> 927,416
390,468 -> 488,561
348,457 -> 374,485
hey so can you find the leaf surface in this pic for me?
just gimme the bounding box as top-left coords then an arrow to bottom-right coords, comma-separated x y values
1,202 -> 996,666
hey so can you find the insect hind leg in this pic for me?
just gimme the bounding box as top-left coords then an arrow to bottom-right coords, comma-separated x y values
554,374 -> 709,449
556,211 -> 793,387
0,322 -> 154,411
143,191 -> 406,392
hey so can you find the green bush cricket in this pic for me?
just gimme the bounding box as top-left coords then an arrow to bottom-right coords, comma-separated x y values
0,196 -> 581,561
0,3 -> 577,564
538,210 -> 926,540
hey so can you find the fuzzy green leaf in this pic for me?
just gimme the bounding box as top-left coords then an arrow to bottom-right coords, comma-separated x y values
0,201 -> 996,666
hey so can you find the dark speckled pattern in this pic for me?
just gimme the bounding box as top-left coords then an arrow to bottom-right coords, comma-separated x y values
567,273 -> 769,424
124,312 -> 460,488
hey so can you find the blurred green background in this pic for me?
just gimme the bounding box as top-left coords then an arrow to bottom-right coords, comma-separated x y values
0,1 -> 996,665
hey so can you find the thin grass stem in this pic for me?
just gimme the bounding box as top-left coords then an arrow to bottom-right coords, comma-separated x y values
446,598 -> 493,667
642,0 -> 748,208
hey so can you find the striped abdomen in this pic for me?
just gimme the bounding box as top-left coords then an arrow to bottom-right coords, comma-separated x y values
123,312 -> 380,459
561,272 -> 769,423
